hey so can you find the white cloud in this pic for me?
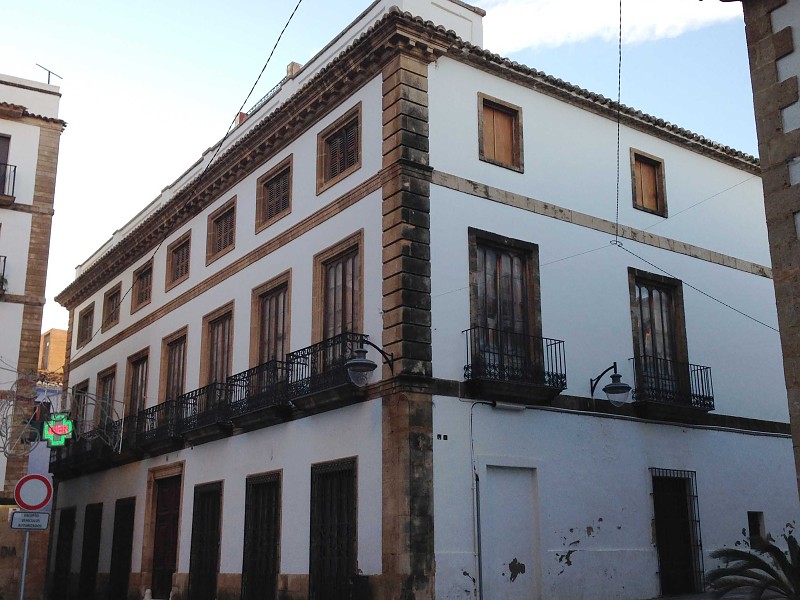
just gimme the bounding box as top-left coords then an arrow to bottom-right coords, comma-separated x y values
482,0 -> 743,54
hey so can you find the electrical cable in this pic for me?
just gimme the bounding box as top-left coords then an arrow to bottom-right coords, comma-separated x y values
614,0 -> 623,243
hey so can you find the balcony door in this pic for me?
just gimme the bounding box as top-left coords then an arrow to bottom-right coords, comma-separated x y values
0,136 -> 8,194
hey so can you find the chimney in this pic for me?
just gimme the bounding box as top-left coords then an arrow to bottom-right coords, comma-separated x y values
286,62 -> 303,79
237,112 -> 248,126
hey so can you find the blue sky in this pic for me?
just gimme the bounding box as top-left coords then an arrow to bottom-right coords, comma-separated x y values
1,0 -> 753,331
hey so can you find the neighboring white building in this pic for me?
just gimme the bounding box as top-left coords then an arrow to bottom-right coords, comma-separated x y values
50,2 -> 797,600
0,73 -> 64,600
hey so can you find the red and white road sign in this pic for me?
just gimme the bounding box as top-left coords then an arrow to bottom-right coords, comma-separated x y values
14,475 -> 52,512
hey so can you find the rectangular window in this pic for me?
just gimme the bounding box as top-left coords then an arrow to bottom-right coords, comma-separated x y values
126,351 -> 149,416
252,274 -> 290,365
41,333 -> 51,370
97,367 -> 116,427
309,458 -> 357,600
478,94 -> 523,172
467,229 -> 542,383
77,303 -> 95,348
631,149 -> 667,216
132,260 -> 153,312
241,473 -> 281,600
207,198 -> 236,264
103,284 -> 122,331
316,237 -> 361,342
167,232 -> 191,290
316,104 -> 361,194
629,269 -> 689,403
161,329 -> 187,402
202,304 -> 233,386
256,156 -> 292,232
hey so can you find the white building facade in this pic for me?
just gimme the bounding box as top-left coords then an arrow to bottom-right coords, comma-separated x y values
51,2 -> 797,600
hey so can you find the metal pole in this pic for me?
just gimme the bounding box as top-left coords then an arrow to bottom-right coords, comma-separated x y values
19,529 -> 29,600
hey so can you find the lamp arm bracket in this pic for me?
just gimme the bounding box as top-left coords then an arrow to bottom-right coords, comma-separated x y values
589,362 -> 618,398
363,339 -> 395,373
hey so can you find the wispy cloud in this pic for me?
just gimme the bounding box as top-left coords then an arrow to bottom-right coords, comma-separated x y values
482,0 -> 742,54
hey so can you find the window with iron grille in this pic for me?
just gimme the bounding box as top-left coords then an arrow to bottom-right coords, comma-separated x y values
317,104 -> 361,194
103,284 -> 122,331
97,367 -> 116,426
478,94 -> 523,172
309,458 -> 357,600
257,157 -> 292,232
132,260 -> 153,312
77,304 -> 95,348
631,149 -> 667,217
167,233 -> 191,289
163,331 -> 187,402
241,473 -> 281,600
258,282 -> 288,363
203,306 -> 233,385
650,468 -> 704,595
207,198 -> 236,263
127,353 -> 148,416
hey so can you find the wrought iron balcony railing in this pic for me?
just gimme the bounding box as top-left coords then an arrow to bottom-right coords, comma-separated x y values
175,382 -> 231,433
286,332 -> 368,397
631,355 -> 714,410
463,326 -> 567,389
137,401 -> 177,445
228,360 -> 289,417
0,163 -> 16,197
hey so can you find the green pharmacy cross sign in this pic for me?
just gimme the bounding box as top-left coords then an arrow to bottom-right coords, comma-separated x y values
42,413 -> 74,447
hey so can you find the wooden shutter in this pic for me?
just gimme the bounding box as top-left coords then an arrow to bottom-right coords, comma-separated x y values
214,209 -> 235,253
265,169 -> 290,221
208,313 -> 232,383
166,336 -> 186,401
483,102 -> 516,166
241,474 -> 281,600
259,285 -> 287,362
323,248 -> 358,339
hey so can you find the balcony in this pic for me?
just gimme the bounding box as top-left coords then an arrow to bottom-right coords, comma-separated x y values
137,401 -> 181,454
286,332 -> 368,410
463,326 -> 567,404
0,163 -> 15,202
228,360 -> 291,431
631,355 -> 714,417
174,383 -> 232,443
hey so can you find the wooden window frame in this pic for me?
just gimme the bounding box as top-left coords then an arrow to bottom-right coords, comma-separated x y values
125,348 -> 149,417
478,93 -> 524,173
256,156 -> 292,233
311,231 -> 364,343
200,302 -> 234,387
96,365 -> 117,426
250,271 -> 291,368
102,283 -> 122,332
166,231 -> 192,291
467,228 -> 542,338
630,148 -> 668,217
206,197 -> 237,265
159,327 -> 188,403
132,259 -> 153,314
316,103 -> 362,195
627,268 -> 688,366
76,302 -> 95,349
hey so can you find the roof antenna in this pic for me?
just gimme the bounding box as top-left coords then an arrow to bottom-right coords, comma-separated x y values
35,64 -> 63,85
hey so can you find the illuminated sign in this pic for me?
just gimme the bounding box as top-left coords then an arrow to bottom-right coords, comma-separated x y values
42,413 -> 74,447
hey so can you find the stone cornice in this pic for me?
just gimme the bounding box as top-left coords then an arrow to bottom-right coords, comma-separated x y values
56,9 -> 452,310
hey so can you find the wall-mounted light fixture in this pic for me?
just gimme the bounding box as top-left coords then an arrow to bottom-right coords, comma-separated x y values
589,362 -> 632,407
345,340 -> 395,387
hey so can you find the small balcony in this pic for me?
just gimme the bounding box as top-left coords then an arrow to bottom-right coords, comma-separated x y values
0,163 -> 15,202
228,360 -> 291,430
137,401 -> 181,454
174,383 -> 232,443
463,326 -> 567,404
286,332 -> 368,410
631,355 -> 714,416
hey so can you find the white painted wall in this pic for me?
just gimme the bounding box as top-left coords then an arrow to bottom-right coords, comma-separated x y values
432,397 -> 799,600
53,398 -> 383,578
0,75 -> 60,119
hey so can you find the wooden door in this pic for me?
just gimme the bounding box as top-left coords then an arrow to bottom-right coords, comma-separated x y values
188,483 -> 222,600
109,498 -> 136,600
152,476 -> 181,598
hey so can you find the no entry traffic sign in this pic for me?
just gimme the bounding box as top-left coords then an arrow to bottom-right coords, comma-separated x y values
14,475 -> 52,512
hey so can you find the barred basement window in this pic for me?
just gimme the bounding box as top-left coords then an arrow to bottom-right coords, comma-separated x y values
207,198 -> 236,264
256,157 -> 292,232
167,232 -> 191,290
317,104 -> 361,194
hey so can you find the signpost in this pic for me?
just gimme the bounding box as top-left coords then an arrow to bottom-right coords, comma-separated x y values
13,475 -> 52,600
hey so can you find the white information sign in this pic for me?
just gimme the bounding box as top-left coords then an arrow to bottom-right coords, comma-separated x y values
10,511 -> 49,531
